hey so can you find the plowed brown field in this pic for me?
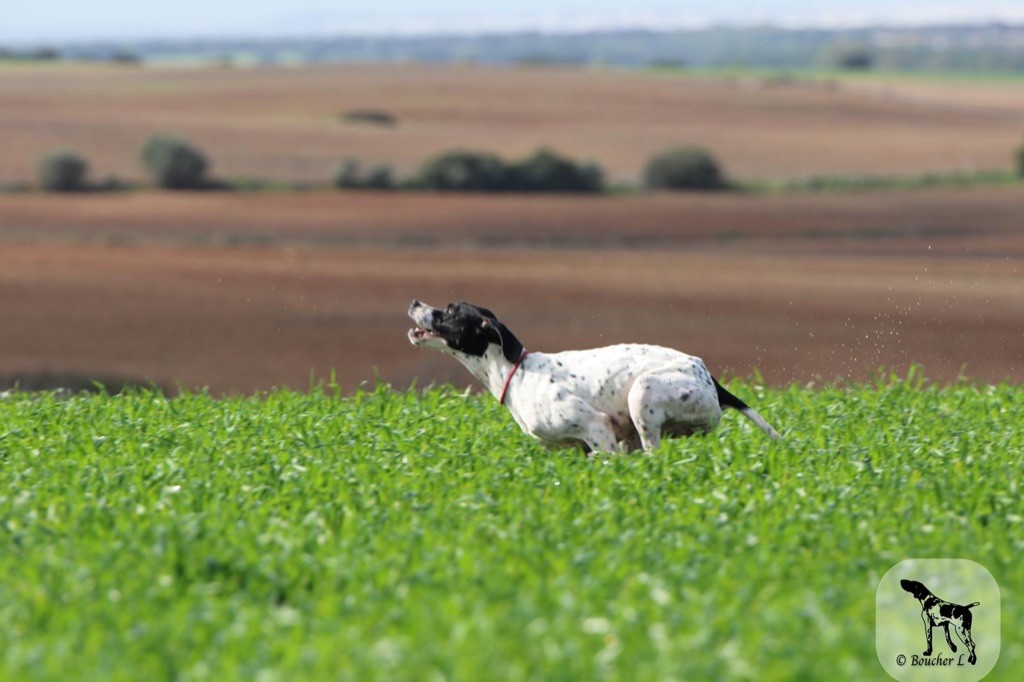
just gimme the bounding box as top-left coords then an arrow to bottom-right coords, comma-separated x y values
1,189 -> 1021,393
3,63 -> 1024,183
1,64 -> 1021,392
3,187 -> 1024,256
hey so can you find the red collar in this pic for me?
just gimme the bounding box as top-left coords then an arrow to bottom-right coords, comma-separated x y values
499,350 -> 529,405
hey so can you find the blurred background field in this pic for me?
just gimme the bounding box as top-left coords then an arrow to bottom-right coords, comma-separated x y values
3,63 -> 1024,184
1,5 -> 1023,394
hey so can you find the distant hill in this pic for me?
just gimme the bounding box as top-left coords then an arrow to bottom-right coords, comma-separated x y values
29,23 -> 1024,72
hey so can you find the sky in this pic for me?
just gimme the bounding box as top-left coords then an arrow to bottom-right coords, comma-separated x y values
6,1 -> 1024,45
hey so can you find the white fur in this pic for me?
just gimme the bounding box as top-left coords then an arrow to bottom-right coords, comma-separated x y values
409,300 -> 780,453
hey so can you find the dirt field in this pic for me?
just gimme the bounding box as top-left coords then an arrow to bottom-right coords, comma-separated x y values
1,63 -> 1021,393
0,242 -> 1019,394
1,188 -> 1020,393
3,185 -> 1024,256
3,63 -> 1024,184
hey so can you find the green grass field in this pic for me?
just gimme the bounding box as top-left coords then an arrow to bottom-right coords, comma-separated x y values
1,377 -> 1021,681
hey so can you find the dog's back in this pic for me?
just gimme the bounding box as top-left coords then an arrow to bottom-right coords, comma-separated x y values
532,344 -> 713,409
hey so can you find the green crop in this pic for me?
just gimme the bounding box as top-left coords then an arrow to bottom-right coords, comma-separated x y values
0,377 -> 1020,681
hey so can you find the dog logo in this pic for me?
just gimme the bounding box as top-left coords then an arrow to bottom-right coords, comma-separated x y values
876,559 -> 999,682
900,579 -> 979,665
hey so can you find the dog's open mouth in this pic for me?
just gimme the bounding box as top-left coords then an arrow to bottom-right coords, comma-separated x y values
408,326 -> 438,344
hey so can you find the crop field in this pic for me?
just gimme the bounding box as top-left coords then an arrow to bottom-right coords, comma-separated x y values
0,379 -> 1021,680
3,63 -> 1024,184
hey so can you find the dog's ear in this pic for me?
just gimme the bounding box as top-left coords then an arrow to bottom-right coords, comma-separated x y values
481,318 -> 524,363
901,580 -> 929,600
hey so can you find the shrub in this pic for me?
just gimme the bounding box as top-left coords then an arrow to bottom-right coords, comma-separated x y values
418,150 -> 511,192
643,147 -> 726,191
820,41 -> 875,71
109,51 -> 141,65
333,158 -> 362,189
508,148 -> 604,193
37,150 -> 89,192
333,158 -> 394,190
362,164 -> 394,190
140,135 -> 209,189
340,109 -> 396,127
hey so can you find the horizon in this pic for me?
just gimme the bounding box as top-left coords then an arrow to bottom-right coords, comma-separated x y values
6,1 -> 1024,47
18,19 -> 1024,48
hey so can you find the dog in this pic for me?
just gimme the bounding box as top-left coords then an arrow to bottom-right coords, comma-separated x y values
900,579 -> 979,665
407,300 -> 781,453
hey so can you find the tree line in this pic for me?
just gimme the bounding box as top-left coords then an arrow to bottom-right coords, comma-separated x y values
35,135 -> 732,194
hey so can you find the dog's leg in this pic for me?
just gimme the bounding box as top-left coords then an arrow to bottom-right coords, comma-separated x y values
630,418 -> 661,452
627,407 -> 661,452
626,364 -> 723,452
921,611 -> 934,656
955,625 -> 977,665
582,416 -> 620,454
942,623 -> 958,653
626,374 -> 664,452
545,397 -> 621,454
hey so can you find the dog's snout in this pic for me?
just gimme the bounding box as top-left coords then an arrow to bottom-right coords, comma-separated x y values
410,299 -> 422,308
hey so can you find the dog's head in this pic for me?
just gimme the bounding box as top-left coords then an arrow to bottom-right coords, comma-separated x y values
900,579 -> 931,602
408,299 -> 523,363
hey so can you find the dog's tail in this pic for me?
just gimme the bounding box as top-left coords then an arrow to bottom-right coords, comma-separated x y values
965,602 -> 980,609
713,377 -> 782,440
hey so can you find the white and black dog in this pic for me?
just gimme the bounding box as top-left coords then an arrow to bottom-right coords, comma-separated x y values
408,300 -> 781,453
900,579 -> 979,665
